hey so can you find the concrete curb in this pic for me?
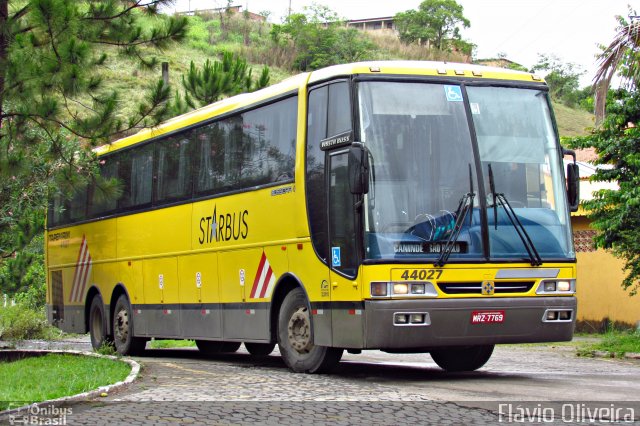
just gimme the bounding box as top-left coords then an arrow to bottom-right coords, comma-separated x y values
0,349 -> 140,415
579,350 -> 640,360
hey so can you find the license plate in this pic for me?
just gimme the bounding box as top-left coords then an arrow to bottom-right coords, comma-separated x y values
471,310 -> 505,324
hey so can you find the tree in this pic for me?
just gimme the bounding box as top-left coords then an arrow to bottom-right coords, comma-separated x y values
0,0 -> 187,296
564,10 -> 640,296
270,4 -> 374,71
531,54 -> 585,107
395,0 -> 470,51
566,89 -> 640,296
176,51 -> 270,113
593,10 -> 640,123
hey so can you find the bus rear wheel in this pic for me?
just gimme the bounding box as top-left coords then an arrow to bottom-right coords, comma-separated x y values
89,295 -> 111,351
244,342 -> 275,357
112,295 -> 146,356
277,288 -> 342,373
430,345 -> 494,372
196,340 -> 241,355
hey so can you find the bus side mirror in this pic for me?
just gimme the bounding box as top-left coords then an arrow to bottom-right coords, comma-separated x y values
562,148 -> 580,212
567,163 -> 580,212
348,142 -> 369,195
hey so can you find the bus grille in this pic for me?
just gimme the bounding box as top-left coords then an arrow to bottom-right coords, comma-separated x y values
438,281 -> 535,294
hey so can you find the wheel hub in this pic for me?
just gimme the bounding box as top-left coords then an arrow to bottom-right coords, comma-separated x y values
287,307 -> 312,353
115,309 -> 129,343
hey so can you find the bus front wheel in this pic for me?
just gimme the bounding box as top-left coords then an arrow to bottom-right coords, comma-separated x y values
430,345 -> 494,372
277,288 -> 342,373
112,295 -> 146,356
89,295 -> 111,350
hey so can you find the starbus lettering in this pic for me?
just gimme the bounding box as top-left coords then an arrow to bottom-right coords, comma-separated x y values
199,206 -> 249,244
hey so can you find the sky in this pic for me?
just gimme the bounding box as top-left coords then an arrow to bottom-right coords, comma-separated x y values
163,0 -> 636,87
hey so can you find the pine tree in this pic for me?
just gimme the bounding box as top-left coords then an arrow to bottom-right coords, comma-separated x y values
0,0 -> 187,295
177,51 -> 270,113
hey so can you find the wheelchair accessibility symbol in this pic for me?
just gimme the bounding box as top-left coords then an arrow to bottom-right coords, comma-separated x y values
331,247 -> 341,267
444,85 -> 463,102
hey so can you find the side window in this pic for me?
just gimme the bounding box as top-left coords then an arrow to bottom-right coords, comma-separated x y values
195,121 -> 226,195
68,182 -> 88,222
224,116 -> 244,190
155,136 -> 192,204
119,144 -> 153,209
327,82 -> 351,136
48,193 -> 66,227
195,96 -> 298,196
241,97 -> 297,186
88,156 -> 119,217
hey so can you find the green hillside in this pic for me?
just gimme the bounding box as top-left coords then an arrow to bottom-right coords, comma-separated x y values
552,102 -> 594,137
106,12 -> 594,138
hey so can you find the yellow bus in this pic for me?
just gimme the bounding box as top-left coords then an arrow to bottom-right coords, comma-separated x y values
46,61 -> 580,373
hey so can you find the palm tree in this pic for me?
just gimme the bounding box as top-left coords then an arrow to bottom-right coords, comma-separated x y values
594,15 -> 640,123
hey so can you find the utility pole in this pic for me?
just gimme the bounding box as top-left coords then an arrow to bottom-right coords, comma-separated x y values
162,62 -> 169,86
288,0 -> 291,18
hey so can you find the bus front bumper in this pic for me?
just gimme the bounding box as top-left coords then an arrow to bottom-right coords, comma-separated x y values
363,297 -> 576,350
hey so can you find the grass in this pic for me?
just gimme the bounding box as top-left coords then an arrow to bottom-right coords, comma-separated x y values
148,339 -> 196,349
577,329 -> 640,357
552,101 -> 594,137
0,353 -> 131,411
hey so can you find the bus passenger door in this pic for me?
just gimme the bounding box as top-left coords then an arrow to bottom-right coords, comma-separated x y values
328,150 -> 364,348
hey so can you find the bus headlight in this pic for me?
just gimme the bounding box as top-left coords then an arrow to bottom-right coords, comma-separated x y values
370,282 -> 388,297
370,282 -> 438,298
393,283 -> 409,294
537,279 -> 575,294
557,280 -> 571,292
411,283 -> 426,294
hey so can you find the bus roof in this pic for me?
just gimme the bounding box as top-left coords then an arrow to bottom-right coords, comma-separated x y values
95,60 -> 544,156
307,60 -> 542,84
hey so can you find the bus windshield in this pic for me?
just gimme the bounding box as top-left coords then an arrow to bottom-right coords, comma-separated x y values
357,80 -> 575,263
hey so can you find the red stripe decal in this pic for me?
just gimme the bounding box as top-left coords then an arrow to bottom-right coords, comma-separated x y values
77,254 -> 91,303
259,267 -> 273,299
250,253 -> 267,299
70,236 -> 87,302
74,245 -> 90,302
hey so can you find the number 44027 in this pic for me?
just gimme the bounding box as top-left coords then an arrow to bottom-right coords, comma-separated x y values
401,269 -> 443,280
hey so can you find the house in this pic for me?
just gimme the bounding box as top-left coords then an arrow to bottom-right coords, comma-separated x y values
346,16 -> 396,32
177,5 -> 265,22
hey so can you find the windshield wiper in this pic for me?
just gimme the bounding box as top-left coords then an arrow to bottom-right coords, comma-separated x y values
435,164 -> 475,267
488,164 -> 543,266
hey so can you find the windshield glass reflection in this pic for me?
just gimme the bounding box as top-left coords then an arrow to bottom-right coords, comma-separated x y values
358,81 -> 482,260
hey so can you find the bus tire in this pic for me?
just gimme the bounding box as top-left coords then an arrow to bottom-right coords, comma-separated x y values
89,295 -> 111,351
112,294 -> 146,356
430,345 -> 494,372
196,340 -> 241,355
244,342 -> 275,357
277,288 -> 342,373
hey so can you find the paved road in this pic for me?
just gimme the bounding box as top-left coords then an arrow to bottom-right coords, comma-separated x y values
4,338 -> 640,425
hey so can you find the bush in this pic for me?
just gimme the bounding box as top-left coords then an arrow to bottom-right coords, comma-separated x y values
0,304 -> 61,341
0,235 -> 46,304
